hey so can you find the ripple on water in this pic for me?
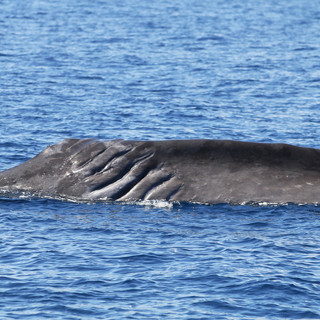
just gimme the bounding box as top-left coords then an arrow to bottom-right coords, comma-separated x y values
1,0 -> 320,319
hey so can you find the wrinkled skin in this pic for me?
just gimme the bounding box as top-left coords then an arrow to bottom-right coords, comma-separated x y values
1,138 -> 320,205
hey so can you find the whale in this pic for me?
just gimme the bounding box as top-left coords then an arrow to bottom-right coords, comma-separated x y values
1,138 -> 320,205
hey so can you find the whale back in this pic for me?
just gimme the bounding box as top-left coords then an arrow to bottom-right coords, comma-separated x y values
1,138 -> 320,204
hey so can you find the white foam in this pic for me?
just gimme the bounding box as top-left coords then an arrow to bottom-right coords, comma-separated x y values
129,199 -> 175,209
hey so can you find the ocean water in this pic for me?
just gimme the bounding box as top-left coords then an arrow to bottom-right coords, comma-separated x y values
1,0 -> 320,319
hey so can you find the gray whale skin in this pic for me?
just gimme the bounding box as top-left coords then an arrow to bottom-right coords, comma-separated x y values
1,138 -> 320,205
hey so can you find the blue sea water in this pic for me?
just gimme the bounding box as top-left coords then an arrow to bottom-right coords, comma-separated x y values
1,0 -> 320,319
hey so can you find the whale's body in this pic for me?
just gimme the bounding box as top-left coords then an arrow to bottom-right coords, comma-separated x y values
1,138 -> 320,205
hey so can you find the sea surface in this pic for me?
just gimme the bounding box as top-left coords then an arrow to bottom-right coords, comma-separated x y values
1,0 -> 320,319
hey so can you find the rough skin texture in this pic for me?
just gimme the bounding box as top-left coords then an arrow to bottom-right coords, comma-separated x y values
1,138 -> 320,205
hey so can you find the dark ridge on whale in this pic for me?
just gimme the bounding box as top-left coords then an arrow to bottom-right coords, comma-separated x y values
1,138 -> 320,205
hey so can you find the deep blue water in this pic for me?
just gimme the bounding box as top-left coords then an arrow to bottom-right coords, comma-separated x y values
1,0 -> 320,319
